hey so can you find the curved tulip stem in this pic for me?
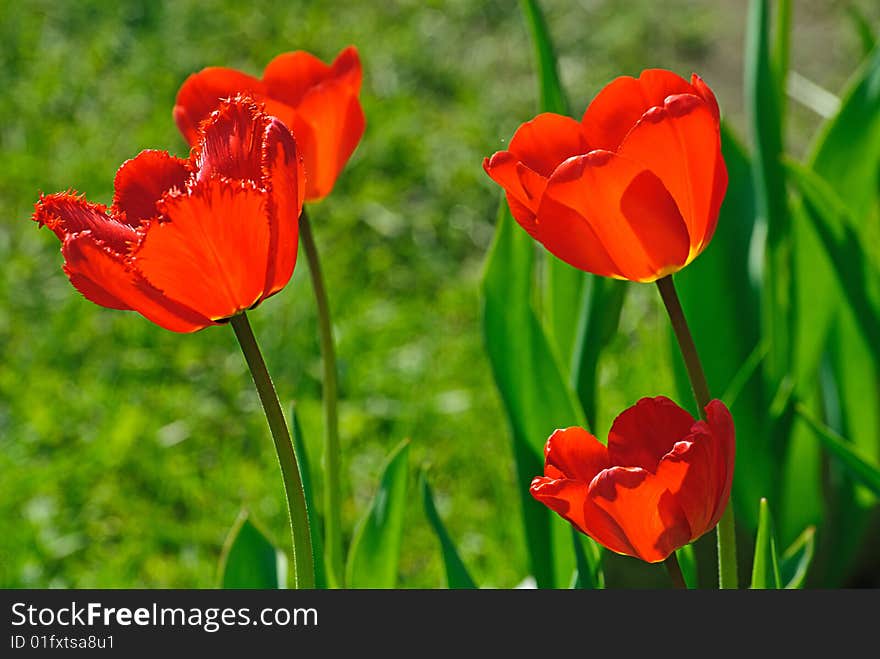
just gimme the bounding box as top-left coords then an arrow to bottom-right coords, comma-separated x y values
231,312 -> 315,589
656,275 -> 738,590
299,208 -> 344,588
664,553 -> 687,589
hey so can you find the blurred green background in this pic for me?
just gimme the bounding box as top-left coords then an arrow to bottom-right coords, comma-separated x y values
1,0 -> 878,588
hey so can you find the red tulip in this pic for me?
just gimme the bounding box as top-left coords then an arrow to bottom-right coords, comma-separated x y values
530,396 -> 735,563
32,95 -> 305,333
484,69 -> 727,282
174,46 -> 365,202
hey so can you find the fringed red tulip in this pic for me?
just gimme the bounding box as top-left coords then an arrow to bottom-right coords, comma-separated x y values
174,46 -> 365,201
484,69 -> 727,282
530,396 -> 735,563
33,95 -> 306,332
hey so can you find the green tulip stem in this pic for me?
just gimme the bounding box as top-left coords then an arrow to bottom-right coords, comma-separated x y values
656,275 -> 738,590
299,208 -> 344,588
231,312 -> 315,589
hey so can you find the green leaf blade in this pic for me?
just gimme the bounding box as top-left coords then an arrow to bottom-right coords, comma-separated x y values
795,404 -> 880,497
482,204 -> 583,588
345,440 -> 410,589
750,498 -> 782,589
218,510 -> 287,589
420,469 -> 477,589
780,526 -> 816,589
570,529 -> 604,589
290,403 -> 326,589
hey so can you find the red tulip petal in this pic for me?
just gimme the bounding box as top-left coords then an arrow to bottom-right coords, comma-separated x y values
507,113 -> 591,178
262,47 -> 361,105
262,51 -> 328,107
61,233 -> 131,310
530,476 -> 590,530
659,433 -> 717,539
539,150 -> 690,281
484,114 -> 588,233
704,399 -> 736,526
330,45 -> 363,94
289,83 -> 365,200
531,475 -> 639,558
617,93 -> 725,259
543,426 -> 609,483
112,150 -> 190,227
702,148 -> 729,249
690,74 -> 720,121
482,152 -> 542,234
173,67 -> 266,146
607,396 -> 696,472
62,232 -> 211,332
135,178 -> 271,321
262,116 -> 305,297
34,192 -> 136,254
589,465 -> 691,562
581,69 -> 695,151
194,96 -> 270,185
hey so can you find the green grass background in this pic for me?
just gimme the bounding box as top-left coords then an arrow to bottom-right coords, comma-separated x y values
1,0 -> 876,588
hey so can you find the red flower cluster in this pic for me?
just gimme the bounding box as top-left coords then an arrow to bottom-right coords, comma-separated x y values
484,69 -> 727,282
33,97 -> 305,332
174,46 -> 365,201
530,397 -> 735,562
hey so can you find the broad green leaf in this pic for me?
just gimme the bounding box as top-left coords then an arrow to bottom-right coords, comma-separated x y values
785,161 -> 880,359
570,529 -> 604,589
786,159 -> 880,576
793,46 -> 880,584
482,203 -> 583,588
572,277 -> 627,430
420,468 -> 477,589
795,404 -> 880,497
345,440 -> 410,588
519,0 -> 587,367
746,0 -> 793,387
779,526 -> 816,589
519,0 -> 568,115
810,46 -> 880,215
750,498 -> 782,589
290,403 -> 326,589
673,125 -> 769,529
821,316 -> 880,586
778,387 -> 823,549
675,544 -> 698,590
772,0 -> 792,117
217,509 -> 287,589
796,45 -> 880,386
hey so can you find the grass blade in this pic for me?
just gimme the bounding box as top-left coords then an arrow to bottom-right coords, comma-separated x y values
780,525 -> 816,589
795,404 -> 880,497
217,509 -> 286,589
750,498 -> 782,589
420,468 -> 477,589
345,440 -> 410,588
